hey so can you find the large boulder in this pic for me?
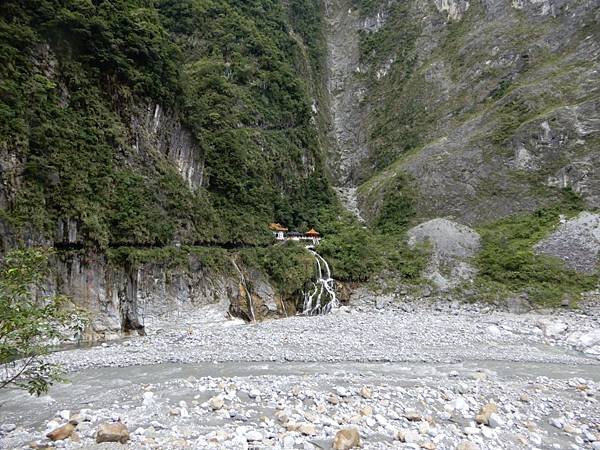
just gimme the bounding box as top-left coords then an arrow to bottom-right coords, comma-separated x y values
567,329 -> 600,357
506,294 -> 532,314
407,219 -> 481,290
537,318 -> 568,338
333,428 -> 361,449
534,212 -> 600,274
96,422 -> 129,444
475,403 -> 498,425
46,421 -> 77,441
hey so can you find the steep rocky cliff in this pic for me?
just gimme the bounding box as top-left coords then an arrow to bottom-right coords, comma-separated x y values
49,247 -> 309,340
344,0 -> 599,225
0,0 -> 333,250
323,0 -> 599,303
0,0 -> 332,336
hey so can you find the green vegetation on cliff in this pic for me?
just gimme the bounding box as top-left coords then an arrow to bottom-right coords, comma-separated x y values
474,194 -> 597,305
107,245 -> 233,274
318,226 -> 426,283
0,0 -> 332,249
107,242 -> 315,303
356,1 -> 423,175
1,0 -> 597,308
240,242 -> 315,297
317,204 -> 426,283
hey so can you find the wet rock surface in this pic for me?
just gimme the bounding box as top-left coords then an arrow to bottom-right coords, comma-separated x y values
1,298 -> 600,449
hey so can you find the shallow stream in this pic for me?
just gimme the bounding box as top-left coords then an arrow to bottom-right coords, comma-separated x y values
2,358 -> 598,429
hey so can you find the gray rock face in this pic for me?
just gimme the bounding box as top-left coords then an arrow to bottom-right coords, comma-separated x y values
55,218 -> 80,245
512,102 -> 600,210
250,271 -> 279,314
323,0 -> 369,185
50,251 -> 288,340
351,0 -> 600,225
131,103 -> 205,190
506,295 -> 532,314
0,151 -> 21,211
407,219 -> 481,290
334,187 -> 366,223
534,212 -> 600,274
567,329 -> 600,356
51,252 -> 232,340
432,0 -> 470,20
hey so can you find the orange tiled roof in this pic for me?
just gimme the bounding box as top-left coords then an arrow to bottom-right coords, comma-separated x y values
306,228 -> 320,237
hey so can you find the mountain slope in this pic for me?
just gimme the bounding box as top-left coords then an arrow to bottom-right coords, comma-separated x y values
0,0 -> 598,334
0,0 -> 333,250
344,0 -> 600,226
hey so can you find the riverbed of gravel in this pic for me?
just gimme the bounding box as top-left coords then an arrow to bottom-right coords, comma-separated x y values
1,360 -> 599,450
43,298 -> 600,372
1,297 -> 600,450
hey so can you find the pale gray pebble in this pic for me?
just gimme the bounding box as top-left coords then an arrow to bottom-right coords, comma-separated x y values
0,424 -> 16,433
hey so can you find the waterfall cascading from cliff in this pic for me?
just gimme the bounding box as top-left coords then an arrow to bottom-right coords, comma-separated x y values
302,248 -> 339,315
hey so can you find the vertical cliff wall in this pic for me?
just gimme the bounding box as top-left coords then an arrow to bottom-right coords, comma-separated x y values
48,247 -> 313,340
0,0 -> 334,251
0,1 -> 334,336
323,0 -> 369,185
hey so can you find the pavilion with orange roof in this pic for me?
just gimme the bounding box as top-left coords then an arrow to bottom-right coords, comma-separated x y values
268,224 -> 321,244
305,228 -> 321,244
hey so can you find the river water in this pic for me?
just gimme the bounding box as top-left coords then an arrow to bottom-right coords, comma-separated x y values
2,358 -> 598,429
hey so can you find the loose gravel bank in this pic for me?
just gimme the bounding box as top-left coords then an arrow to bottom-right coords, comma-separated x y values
45,300 -> 600,371
1,299 -> 599,450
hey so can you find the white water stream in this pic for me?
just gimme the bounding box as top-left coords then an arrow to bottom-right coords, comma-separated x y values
231,260 -> 256,322
302,248 -> 339,315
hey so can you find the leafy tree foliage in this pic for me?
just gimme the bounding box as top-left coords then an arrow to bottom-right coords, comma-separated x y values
240,242 -> 315,297
317,211 -> 426,283
0,248 -> 82,396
